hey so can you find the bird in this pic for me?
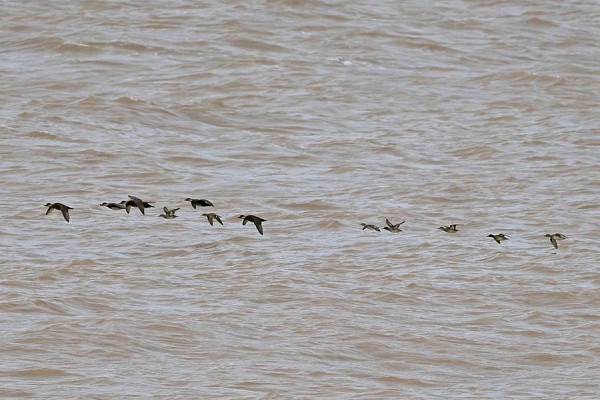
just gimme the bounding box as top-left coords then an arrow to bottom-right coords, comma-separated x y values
439,224 -> 459,233
382,219 -> 404,232
100,202 -> 126,210
239,214 -> 266,235
545,233 -> 567,249
488,233 -> 509,244
159,206 -> 179,219
185,198 -> 214,208
124,195 -> 145,215
120,195 -> 154,214
45,202 -> 73,222
202,213 -> 223,226
361,223 -> 380,232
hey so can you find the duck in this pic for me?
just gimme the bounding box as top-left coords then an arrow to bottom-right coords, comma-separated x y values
159,206 -> 179,219
488,233 -> 509,244
45,202 -> 73,222
382,219 -> 404,232
202,212 -> 223,226
239,214 -> 266,235
361,223 -> 380,232
120,195 -> 154,215
185,198 -> 214,208
439,224 -> 459,233
100,202 -> 126,210
545,233 -> 567,249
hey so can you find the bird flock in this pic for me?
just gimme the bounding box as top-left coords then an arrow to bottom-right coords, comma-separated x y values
45,195 -> 267,236
45,196 -> 567,248
361,220 -> 567,250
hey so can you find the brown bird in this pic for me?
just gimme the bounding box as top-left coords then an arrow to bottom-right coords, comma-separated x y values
45,202 -> 73,222
202,213 -> 223,226
488,233 -> 509,244
545,233 -> 567,249
361,223 -> 381,232
239,214 -> 266,235
100,202 -> 126,210
439,224 -> 459,233
120,195 -> 154,215
159,206 -> 179,219
382,219 -> 404,232
186,198 -> 214,208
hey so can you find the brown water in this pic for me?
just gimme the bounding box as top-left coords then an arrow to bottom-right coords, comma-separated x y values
1,1 -> 600,398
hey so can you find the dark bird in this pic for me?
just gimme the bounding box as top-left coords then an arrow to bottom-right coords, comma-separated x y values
159,206 -> 179,219
120,195 -> 154,214
488,233 -> 509,244
239,214 -> 266,235
185,198 -> 214,208
202,213 -> 223,226
439,224 -> 459,233
383,219 -> 404,232
100,202 -> 126,210
361,223 -> 380,232
545,233 -> 567,249
45,202 -> 73,222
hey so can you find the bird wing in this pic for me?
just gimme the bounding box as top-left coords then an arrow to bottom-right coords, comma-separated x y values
60,207 -> 70,222
127,196 -> 145,214
132,198 -> 145,214
254,220 -> 264,235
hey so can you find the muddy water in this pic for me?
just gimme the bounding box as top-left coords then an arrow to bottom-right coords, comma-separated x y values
1,1 -> 599,398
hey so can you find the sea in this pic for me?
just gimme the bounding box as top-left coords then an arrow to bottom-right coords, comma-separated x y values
1,0 -> 599,398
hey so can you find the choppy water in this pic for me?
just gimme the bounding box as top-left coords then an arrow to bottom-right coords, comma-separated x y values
1,0 -> 600,398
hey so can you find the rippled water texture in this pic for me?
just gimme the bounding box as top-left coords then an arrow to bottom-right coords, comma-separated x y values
1,0 -> 599,398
